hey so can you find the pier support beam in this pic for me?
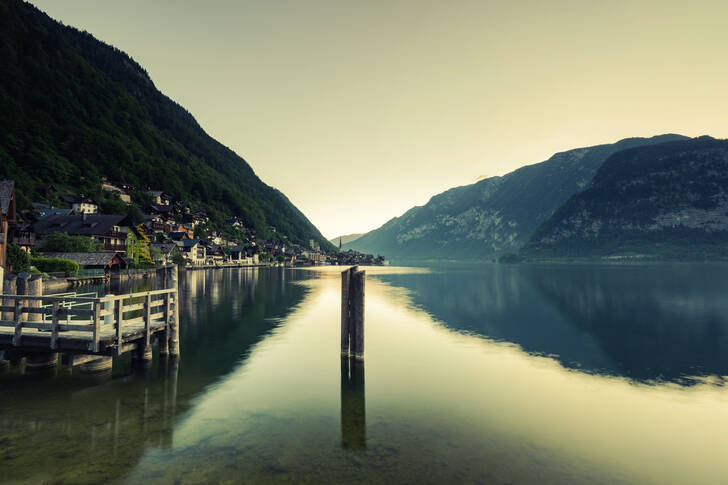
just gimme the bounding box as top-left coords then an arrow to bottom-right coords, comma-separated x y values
168,264 -> 180,358
25,274 -> 58,370
0,270 -> 10,367
341,266 -> 365,358
2,273 -> 16,322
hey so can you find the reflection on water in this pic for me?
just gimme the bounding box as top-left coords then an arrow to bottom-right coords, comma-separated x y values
341,355 -> 366,449
375,263 -> 728,384
1,264 -> 728,484
0,268 -> 306,484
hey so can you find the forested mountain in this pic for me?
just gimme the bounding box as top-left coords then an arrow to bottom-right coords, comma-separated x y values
522,137 -> 728,260
0,0 -> 333,249
345,134 -> 685,261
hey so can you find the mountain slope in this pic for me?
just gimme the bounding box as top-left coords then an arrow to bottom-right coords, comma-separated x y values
0,0 -> 333,250
329,234 -> 363,246
522,137 -> 728,259
346,134 -> 686,261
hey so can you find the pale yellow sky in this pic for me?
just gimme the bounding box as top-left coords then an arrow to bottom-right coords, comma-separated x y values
30,0 -> 728,238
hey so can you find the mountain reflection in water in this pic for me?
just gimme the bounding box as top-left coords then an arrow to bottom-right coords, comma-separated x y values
374,263 -> 728,384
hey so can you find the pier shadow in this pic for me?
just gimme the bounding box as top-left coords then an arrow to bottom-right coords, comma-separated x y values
341,355 -> 366,449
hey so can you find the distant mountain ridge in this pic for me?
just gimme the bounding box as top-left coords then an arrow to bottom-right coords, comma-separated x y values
329,233 -> 363,246
0,0 -> 333,250
522,137 -> 728,259
345,134 -> 686,261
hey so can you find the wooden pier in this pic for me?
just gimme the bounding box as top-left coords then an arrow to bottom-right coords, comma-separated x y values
0,265 -> 180,372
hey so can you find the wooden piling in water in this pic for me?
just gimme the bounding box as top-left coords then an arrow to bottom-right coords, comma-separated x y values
1,273 -> 15,324
25,274 -> 58,370
341,266 -> 365,358
168,264 -> 180,358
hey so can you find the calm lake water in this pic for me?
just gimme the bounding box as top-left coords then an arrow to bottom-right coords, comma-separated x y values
2,264 -> 728,484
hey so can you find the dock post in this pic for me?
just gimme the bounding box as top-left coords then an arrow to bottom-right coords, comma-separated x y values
2,273 -> 16,322
168,264 -> 180,358
341,266 -> 354,355
26,274 -> 58,370
341,266 -> 365,358
351,270 -> 365,358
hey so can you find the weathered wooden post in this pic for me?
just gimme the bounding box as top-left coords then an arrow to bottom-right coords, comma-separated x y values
2,273 -> 16,322
25,274 -> 58,370
132,292 -> 153,365
341,266 -> 365,358
341,266 -> 353,355
168,264 -> 180,358
14,272 -> 30,348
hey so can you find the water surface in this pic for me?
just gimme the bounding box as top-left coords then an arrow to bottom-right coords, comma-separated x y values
1,264 -> 727,484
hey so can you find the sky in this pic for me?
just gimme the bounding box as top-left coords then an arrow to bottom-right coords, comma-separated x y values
29,0 -> 728,239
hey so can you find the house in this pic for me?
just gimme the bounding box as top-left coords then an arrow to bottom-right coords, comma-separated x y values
228,245 -> 259,265
165,224 -> 194,239
101,180 -> 131,203
147,191 -> 171,206
206,245 -> 226,265
34,214 -> 130,251
0,180 -> 16,269
175,239 -> 206,265
168,231 -> 189,242
40,252 -> 128,272
150,205 -> 175,220
60,195 -> 98,214
10,211 -> 36,251
34,206 -> 73,220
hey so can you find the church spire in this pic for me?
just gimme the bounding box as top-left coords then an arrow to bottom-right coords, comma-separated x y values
339,237 -> 342,252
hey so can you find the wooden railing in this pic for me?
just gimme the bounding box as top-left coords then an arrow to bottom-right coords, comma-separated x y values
0,288 -> 178,354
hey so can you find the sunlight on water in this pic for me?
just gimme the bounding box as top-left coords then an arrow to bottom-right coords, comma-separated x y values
1,265 -> 728,484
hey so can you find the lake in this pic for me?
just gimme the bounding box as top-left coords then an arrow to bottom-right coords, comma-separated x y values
1,264 -> 728,484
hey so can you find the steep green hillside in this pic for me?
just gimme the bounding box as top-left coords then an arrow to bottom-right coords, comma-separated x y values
522,137 -> 728,260
0,0 -> 332,249
346,134 -> 685,261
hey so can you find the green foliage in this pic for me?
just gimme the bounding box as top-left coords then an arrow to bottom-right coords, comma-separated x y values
39,232 -> 103,252
149,245 -> 162,262
98,190 -> 127,215
0,0 -> 334,251
194,225 -> 208,239
6,243 -> 30,273
126,204 -> 145,225
30,255 -> 79,276
171,251 -> 186,266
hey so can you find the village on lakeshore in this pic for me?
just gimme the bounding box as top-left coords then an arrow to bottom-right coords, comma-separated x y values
0,178 -> 387,278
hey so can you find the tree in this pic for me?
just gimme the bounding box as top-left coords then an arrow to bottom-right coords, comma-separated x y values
98,191 -> 127,215
39,232 -> 103,252
6,243 -> 30,273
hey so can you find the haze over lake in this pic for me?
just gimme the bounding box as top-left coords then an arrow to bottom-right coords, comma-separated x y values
1,265 -> 727,484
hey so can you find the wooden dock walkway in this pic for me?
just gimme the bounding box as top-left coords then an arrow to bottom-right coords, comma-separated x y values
0,265 -> 180,372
